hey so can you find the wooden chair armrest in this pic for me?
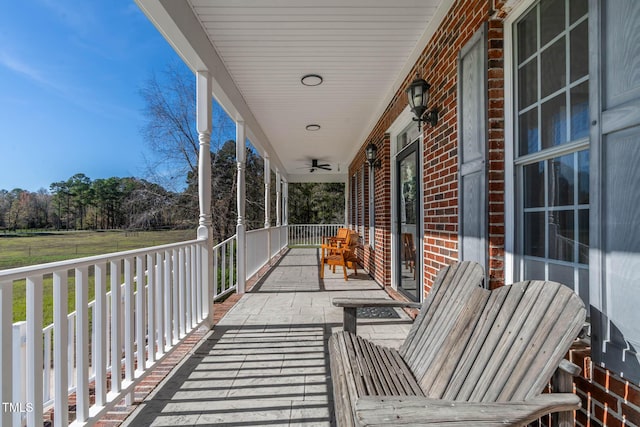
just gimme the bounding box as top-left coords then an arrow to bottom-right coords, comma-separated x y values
332,298 -> 422,334
333,298 -> 422,309
321,244 -> 348,254
558,359 -> 581,377
355,395 -> 581,426
322,236 -> 346,245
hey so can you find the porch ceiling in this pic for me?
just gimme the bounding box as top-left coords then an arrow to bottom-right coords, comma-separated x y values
136,0 -> 447,182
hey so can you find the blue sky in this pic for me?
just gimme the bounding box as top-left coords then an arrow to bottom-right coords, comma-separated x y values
0,0 -> 210,192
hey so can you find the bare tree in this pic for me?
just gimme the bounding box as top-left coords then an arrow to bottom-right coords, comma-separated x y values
140,62 -> 235,191
140,62 -> 199,190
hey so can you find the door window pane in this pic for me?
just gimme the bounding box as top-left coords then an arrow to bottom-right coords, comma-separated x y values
549,263 -> 575,287
570,0 -> 588,24
578,208 -> 589,264
540,0 -> 565,46
519,59 -> 538,109
548,154 -> 574,207
548,210 -> 574,262
519,108 -> 539,155
541,93 -> 567,148
524,162 -> 545,208
518,8 -> 538,63
570,20 -> 589,82
524,212 -> 545,257
571,82 -> 589,140
541,39 -> 566,97
578,150 -> 589,204
524,258 -> 546,280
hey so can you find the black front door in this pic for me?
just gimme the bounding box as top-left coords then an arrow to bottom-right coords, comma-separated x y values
396,140 -> 420,301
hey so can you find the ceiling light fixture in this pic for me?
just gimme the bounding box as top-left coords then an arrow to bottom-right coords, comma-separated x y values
301,74 -> 323,86
305,124 -> 321,131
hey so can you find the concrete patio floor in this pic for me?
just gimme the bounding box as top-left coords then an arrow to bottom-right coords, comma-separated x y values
122,248 -> 413,426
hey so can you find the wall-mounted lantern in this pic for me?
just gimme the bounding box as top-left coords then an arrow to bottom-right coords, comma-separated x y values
406,73 -> 438,130
365,142 -> 381,169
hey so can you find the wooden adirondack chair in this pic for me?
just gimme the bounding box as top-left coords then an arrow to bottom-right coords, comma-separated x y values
321,231 -> 359,280
329,261 -> 586,426
323,227 -> 350,248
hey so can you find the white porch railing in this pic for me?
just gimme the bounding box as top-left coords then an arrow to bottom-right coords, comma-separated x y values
288,224 -> 344,246
0,225 -> 292,426
213,235 -> 237,301
0,238 -> 210,427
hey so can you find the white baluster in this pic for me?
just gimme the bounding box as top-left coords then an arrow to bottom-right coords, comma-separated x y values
27,275 -> 44,426
110,260 -> 122,395
178,248 -> 186,338
95,262 -> 107,406
146,254 -> 156,364
124,257 -> 135,404
76,266 -> 89,421
0,281 -> 12,427
156,252 -> 165,356
136,255 -> 146,373
53,271 -> 69,426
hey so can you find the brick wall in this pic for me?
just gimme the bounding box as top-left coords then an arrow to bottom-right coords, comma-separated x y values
348,0 -> 501,295
569,348 -> 640,427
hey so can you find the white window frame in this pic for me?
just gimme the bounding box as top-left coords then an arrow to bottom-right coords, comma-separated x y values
504,0 -> 590,294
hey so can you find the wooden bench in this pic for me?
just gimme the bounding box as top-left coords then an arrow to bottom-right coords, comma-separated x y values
329,261 -> 586,426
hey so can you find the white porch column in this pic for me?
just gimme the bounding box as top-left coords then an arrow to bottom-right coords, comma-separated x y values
236,121 -> 246,294
344,178 -> 349,226
264,156 -> 271,263
275,169 -> 282,227
264,156 -> 271,229
283,180 -> 289,246
283,180 -> 289,226
196,70 -> 214,327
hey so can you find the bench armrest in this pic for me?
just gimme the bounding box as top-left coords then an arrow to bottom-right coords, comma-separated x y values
332,298 -> 422,334
558,359 -> 581,377
332,298 -> 422,309
355,394 -> 581,426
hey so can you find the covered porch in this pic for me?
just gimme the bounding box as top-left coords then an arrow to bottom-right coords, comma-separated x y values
122,248 -> 411,426
3,0 -> 640,425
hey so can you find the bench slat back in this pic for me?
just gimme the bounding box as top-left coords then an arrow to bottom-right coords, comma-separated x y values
399,262 -> 485,383
444,280 -> 585,402
401,266 -> 586,402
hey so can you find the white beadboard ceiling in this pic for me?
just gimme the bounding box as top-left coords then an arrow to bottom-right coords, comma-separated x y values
137,0 -> 446,182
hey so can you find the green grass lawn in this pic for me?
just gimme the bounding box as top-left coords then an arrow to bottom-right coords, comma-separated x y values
0,229 -> 197,323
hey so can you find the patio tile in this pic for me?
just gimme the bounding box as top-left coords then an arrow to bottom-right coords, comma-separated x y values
122,248 -> 410,426
194,399 -> 292,426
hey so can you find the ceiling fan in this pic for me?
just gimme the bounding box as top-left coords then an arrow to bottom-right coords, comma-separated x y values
307,159 -> 332,172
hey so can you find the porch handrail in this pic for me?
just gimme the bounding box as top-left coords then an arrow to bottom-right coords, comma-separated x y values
288,223 -> 344,247
0,238 -> 209,426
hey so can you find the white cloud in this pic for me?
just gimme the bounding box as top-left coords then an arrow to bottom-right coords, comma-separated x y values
0,51 -> 139,120
0,52 -> 56,88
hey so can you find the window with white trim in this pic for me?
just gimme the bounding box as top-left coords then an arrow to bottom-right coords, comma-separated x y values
514,0 -> 589,304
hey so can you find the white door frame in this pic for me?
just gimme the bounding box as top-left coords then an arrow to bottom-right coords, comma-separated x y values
387,106 -> 424,297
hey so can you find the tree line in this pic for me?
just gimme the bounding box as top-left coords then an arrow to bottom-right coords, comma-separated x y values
0,174 -> 188,233
0,151 -> 345,243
